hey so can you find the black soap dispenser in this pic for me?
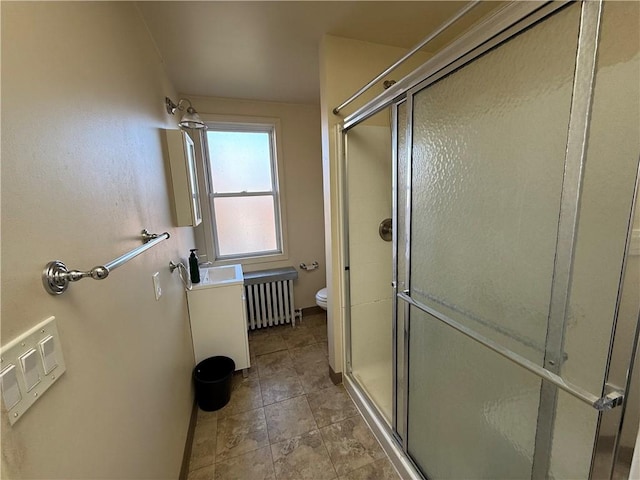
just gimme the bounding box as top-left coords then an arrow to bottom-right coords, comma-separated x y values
189,249 -> 200,284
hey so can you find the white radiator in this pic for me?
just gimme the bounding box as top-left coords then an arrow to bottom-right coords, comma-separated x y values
244,267 -> 298,330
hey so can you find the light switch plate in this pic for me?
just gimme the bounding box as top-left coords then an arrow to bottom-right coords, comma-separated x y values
0,316 -> 66,425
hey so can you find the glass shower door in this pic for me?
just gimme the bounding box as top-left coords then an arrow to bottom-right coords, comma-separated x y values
400,2 -> 639,478
405,4 -> 581,477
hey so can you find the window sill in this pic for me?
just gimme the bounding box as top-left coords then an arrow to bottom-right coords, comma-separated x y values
213,251 -> 289,267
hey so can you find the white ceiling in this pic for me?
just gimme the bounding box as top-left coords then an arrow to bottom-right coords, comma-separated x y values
136,1 -> 497,105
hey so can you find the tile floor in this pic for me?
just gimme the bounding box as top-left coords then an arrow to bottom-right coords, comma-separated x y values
186,313 -> 402,480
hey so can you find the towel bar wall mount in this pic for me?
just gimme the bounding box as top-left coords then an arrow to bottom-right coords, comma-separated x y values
42,229 -> 170,295
169,260 -> 192,291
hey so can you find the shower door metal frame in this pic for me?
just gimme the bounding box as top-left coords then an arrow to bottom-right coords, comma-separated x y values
596,162 -> 640,479
339,1 -> 639,479
390,100 -> 400,439
531,2 -> 603,476
398,95 -> 413,453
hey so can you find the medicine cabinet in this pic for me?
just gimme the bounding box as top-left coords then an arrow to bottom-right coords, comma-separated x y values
164,129 -> 202,227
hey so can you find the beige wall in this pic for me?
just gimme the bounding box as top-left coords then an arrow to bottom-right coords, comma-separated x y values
1,3 -> 195,478
319,35 -> 430,373
186,95 -> 325,309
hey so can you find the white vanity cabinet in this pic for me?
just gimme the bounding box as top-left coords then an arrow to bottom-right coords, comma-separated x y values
186,265 -> 250,370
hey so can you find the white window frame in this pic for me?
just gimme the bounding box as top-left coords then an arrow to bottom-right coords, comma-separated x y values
197,114 -> 289,266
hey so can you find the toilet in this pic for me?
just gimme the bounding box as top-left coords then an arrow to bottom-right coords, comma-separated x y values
315,287 -> 327,310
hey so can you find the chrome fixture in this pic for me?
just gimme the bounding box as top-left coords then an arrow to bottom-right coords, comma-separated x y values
42,229 -> 170,295
165,97 -> 206,130
299,261 -> 319,271
379,218 -> 392,241
169,260 -> 192,290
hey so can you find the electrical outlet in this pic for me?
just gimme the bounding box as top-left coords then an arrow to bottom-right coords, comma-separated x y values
152,272 -> 162,300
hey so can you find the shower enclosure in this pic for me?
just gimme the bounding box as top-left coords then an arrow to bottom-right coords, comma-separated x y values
340,1 -> 640,479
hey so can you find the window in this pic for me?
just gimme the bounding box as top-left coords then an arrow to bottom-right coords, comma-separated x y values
202,118 -> 287,263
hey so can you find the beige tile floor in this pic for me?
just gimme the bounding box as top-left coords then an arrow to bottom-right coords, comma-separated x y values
187,313 -> 401,480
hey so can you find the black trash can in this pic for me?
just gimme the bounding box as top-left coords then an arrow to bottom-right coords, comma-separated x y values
193,356 -> 235,411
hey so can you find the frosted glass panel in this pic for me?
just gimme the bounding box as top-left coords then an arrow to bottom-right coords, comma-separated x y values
407,306 -> 541,479
207,131 -> 273,193
548,391 -> 599,479
410,4 -> 580,364
214,196 -> 277,256
346,112 -> 393,422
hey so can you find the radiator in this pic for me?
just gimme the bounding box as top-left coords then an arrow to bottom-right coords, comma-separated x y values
243,267 -> 298,330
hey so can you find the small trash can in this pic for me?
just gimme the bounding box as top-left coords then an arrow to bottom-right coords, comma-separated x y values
193,356 -> 235,411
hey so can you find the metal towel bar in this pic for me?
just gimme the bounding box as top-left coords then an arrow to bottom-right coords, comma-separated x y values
42,229 -> 170,295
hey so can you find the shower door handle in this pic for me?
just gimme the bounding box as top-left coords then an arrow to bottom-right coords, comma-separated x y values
397,291 -> 626,411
